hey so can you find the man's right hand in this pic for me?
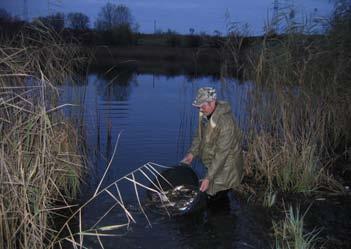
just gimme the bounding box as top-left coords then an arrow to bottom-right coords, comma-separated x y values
180,153 -> 194,165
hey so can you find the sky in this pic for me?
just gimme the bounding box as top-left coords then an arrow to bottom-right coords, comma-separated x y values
0,0 -> 334,35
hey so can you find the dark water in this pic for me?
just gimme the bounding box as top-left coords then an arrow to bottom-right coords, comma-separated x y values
60,68 -> 270,249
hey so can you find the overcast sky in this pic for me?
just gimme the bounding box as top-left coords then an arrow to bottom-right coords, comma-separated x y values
0,0 -> 334,35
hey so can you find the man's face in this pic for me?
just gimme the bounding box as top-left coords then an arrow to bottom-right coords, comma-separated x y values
198,101 -> 216,116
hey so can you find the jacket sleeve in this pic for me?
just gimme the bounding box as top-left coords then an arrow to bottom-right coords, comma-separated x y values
188,125 -> 201,157
206,119 -> 234,182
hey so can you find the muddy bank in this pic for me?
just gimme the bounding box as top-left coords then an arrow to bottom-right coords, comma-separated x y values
306,195 -> 351,248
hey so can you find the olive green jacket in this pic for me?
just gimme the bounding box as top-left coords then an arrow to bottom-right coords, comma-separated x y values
189,101 -> 243,195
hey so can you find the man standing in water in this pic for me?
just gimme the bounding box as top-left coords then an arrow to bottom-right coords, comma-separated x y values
181,87 -> 243,198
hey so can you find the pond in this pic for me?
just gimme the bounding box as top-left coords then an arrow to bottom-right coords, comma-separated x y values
58,62 -> 351,249
59,66 -> 270,249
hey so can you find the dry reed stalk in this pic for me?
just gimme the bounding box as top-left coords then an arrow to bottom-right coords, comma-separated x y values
0,23 -> 181,249
230,8 -> 351,200
50,161 -> 173,249
0,24 -> 85,249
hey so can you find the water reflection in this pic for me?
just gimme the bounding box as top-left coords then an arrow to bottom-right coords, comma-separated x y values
90,58 -> 222,81
60,65 -> 268,249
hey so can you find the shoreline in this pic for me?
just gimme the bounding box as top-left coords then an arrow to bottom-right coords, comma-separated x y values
88,45 -> 234,78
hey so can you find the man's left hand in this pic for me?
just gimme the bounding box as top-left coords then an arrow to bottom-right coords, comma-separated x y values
200,178 -> 209,192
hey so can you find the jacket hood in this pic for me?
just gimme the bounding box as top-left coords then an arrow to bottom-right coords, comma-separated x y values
214,101 -> 232,116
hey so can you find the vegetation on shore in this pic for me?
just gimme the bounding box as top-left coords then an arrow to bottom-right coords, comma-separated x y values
0,23 -> 86,248
238,0 -> 351,198
273,206 -> 321,249
224,2 -> 351,248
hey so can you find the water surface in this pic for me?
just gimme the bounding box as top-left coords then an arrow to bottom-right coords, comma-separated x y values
61,69 -> 271,249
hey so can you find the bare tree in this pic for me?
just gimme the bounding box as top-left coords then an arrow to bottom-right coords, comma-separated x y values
67,12 -> 89,30
95,3 -> 133,31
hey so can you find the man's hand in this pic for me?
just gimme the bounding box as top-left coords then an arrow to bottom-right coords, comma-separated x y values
180,153 -> 194,165
200,178 -> 209,192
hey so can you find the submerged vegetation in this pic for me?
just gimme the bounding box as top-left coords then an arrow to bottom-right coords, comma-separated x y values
0,23 -> 85,248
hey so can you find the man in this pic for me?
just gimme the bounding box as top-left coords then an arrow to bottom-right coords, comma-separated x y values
181,87 -> 243,197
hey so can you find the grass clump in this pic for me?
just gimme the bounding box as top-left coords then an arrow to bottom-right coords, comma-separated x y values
273,206 -> 321,249
0,24 -> 85,249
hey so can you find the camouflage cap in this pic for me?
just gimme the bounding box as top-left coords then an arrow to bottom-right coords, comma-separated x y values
192,87 -> 217,106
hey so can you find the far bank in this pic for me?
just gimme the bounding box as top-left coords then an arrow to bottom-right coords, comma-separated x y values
90,45 -> 225,77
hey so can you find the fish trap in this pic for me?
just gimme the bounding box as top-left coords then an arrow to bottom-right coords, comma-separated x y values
147,165 -> 207,216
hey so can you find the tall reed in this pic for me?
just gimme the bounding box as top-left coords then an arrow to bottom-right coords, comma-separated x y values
0,23 -> 85,249
230,2 -> 351,196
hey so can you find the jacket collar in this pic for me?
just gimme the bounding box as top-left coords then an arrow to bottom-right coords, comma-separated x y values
199,101 -> 231,128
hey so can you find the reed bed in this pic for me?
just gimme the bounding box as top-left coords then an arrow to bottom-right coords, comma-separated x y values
244,86 -> 346,194
220,4 -> 351,248
235,4 -> 351,198
0,23 -> 85,249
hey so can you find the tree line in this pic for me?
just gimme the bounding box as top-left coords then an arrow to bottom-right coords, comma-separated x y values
0,3 -> 227,48
0,3 -> 139,45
